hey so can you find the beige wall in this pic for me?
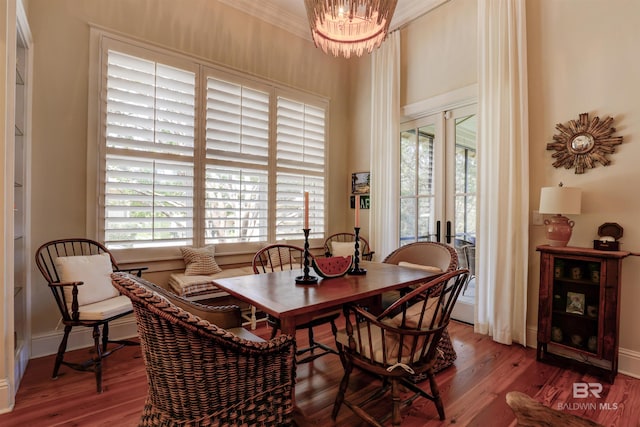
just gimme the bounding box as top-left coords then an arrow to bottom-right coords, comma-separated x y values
26,0 -> 352,336
527,0 -> 640,364
401,0 -> 477,106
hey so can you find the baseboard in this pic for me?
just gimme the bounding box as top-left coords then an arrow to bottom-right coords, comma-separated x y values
618,347 -> 640,379
31,315 -> 138,359
0,378 -> 14,414
526,325 -> 640,379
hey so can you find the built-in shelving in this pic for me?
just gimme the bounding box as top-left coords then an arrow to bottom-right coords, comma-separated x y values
11,3 -> 32,400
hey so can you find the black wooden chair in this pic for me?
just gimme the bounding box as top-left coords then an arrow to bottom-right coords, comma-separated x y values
34,238 -> 146,392
323,232 -> 375,261
332,269 -> 469,426
253,243 -> 339,363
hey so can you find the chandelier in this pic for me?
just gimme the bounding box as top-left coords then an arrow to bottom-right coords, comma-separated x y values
304,0 -> 398,59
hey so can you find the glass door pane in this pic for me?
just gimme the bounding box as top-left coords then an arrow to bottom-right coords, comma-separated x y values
449,107 -> 477,324
400,121 -> 438,245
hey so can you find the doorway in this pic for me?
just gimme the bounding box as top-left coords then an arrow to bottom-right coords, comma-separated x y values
399,105 -> 477,323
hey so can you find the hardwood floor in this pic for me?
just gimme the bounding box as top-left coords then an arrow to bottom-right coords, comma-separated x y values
2,320 -> 639,426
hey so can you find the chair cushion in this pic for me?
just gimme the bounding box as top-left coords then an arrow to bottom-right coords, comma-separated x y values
77,295 -> 132,321
389,297 -> 441,328
398,261 -> 442,274
181,246 -> 222,276
228,327 -> 266,343
331,241 -> 355,257
337,297 -> 442,364
267,248 -> 294,268
336,323 -> 420,365
150,282 -> 242,330
55,253 -> 118,307
168,266 -> 255,298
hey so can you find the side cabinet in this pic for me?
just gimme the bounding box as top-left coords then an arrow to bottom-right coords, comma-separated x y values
536,245 -> 629,383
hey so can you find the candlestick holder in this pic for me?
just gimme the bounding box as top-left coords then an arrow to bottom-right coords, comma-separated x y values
349,227 -> 367,275
296,228 -> 318,284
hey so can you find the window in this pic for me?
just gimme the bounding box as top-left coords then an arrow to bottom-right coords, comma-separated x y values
98,35 -> 327,249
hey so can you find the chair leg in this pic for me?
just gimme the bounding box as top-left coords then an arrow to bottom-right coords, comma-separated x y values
53,325 -> 72,379
307,326 -> 315,348
92,325 -> 104,393
102,322 -> 109,352
427,370 -> 445,420
390,379 -> 402,427
331,356 -> 353,421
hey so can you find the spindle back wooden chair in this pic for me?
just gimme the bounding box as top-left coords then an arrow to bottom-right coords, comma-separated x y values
332,269 -> 469,426
252,243 -> 340,363
323,232 -> 375,261
34,238 -> 146,392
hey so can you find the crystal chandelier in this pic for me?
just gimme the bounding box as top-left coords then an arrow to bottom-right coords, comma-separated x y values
304,0 -> 398,59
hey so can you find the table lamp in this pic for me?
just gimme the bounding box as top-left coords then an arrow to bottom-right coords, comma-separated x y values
539,183 -> 581,247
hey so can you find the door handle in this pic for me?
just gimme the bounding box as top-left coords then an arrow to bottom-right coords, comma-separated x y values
435,221 -> 441,243
446,221 -> 452,244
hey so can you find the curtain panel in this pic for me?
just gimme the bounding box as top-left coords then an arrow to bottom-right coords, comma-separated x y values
369,30 -> 401,261
476,0 -> 529,345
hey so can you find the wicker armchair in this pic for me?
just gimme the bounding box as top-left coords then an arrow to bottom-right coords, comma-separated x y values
383,241 -> 458,272
332,269 -> 469,426
323,232 -> 375,261
111,272 -> 296,427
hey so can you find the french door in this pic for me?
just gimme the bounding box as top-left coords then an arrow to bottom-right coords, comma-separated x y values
399,104 -> 477,323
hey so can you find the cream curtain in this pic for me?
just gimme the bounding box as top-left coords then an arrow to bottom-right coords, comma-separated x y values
369,31 -> 400,261
475,0 -> 529,345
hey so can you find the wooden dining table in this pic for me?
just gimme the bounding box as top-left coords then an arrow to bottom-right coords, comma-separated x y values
212,261 -> 442,337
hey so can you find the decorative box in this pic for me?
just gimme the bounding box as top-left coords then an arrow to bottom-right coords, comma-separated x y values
593,222 -> 623,251
593,240 -> 619,251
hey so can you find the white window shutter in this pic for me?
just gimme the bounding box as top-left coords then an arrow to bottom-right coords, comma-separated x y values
276,97 -> 326,240
104,50 -> 196,248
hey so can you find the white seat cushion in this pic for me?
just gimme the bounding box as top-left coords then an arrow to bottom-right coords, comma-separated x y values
77,295 -> 132,321
331,241 -> 355,257
54,253 -> 118,308
398,261 -> 442,274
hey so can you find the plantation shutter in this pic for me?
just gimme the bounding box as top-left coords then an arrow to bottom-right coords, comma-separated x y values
104,50 -> 196,248
204,74 -> 270,243
275,96 -> 326,240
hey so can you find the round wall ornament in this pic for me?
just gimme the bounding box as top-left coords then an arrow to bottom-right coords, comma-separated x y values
546,112 -> 623,174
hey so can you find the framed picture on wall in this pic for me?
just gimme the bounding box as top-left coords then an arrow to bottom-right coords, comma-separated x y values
351,172 -> 370,195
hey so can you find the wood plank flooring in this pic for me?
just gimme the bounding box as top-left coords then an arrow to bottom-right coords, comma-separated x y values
2,320 -> 639,426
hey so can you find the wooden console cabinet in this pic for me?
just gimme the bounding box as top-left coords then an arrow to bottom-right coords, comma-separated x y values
536,245 -> 629,382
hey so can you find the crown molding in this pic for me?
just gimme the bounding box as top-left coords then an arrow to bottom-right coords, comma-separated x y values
219,0 -> 312,41
390,0 -> 450,30
218,0 -> 451,42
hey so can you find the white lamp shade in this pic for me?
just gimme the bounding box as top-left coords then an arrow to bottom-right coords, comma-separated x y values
539,186 -> 581,215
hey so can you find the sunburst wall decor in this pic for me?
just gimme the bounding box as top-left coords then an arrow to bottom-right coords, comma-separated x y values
546,112 -> 623,174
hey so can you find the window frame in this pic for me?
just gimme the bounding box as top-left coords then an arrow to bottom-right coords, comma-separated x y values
87,28 -> 328,262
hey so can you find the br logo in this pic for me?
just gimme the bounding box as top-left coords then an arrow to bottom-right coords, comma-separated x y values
573,382 -> 603,398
